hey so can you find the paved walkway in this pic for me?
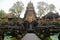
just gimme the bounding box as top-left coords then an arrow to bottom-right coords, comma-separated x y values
21,33 -> 41,40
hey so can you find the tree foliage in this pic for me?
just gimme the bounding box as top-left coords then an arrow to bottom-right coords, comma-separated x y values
37,2 -> 49,18
37,2 -> 55,18
10,37 -> 17,40
49,4 -> 55,12
9,1 -> 24,18
0,10 -> 6,18
45,37 -> 52,40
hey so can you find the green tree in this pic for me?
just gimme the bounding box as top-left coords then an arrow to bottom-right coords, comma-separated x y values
9,1 -> 24,18
10,37 -> 17,40
49,4 -> 55,12
37,2 -> 49,18
45,37 -> 52,40
0,10 -> 6,18
37,2 -> 55,18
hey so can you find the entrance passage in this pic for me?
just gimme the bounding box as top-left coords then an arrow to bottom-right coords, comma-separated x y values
21,33 -> 41,40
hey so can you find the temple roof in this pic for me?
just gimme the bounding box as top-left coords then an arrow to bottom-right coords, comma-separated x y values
42,12 -> 60,18
2,13 -> 16,18
23,1 -> 37,21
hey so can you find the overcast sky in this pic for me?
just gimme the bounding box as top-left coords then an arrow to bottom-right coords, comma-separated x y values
0,0 -> 60,18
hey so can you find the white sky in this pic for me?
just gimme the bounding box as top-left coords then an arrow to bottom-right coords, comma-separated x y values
0,0 -> 60,18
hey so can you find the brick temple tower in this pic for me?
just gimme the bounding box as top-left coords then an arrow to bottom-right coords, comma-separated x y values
24,1 -> 37,23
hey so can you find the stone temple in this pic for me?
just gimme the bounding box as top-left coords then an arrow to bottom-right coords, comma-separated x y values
24,1 -> 37,23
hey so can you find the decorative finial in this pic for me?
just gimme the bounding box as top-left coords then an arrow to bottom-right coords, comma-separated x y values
30,0 -> 31,3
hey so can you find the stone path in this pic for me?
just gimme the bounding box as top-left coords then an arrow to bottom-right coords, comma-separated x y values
21,33 -> 41,40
